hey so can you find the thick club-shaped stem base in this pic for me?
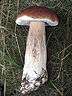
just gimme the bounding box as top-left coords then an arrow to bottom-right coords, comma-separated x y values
20,22 -> 48,95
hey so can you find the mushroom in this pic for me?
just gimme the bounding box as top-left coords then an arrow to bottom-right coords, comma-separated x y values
16,6 -> 59,95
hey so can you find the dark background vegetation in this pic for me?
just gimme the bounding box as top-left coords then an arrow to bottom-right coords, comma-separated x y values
0,0 -> 72,96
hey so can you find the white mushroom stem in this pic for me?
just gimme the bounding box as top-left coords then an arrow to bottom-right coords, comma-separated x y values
20,21 -> 48,95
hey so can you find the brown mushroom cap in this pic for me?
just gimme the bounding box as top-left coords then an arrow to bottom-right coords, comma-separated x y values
16,6 -> 59,26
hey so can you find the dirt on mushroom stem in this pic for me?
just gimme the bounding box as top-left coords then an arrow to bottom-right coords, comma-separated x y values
20,21 -> 48,95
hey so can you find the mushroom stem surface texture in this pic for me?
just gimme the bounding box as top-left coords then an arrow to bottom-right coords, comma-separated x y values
21,21 -> 48,94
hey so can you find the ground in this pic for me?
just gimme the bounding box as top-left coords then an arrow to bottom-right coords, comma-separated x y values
0,0 -> 72,96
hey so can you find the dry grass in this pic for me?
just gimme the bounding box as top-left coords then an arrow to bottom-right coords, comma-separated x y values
0,0 -> 72,96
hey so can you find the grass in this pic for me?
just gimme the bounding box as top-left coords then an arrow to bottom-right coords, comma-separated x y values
0,0 -> 72,96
